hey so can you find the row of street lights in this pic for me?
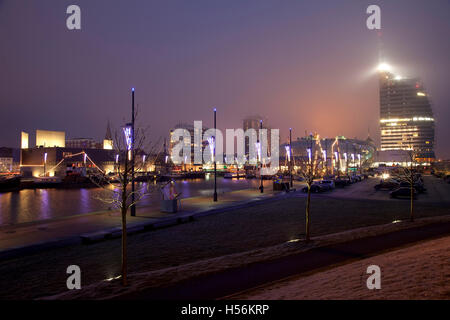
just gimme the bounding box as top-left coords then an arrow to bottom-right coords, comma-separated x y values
124,90 -> 364,211
123,93 -> 273,205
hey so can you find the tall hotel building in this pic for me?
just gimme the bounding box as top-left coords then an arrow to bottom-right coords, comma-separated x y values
378,64 -> 435,163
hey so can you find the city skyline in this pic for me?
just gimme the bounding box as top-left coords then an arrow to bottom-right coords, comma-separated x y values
1,0 -> 449,159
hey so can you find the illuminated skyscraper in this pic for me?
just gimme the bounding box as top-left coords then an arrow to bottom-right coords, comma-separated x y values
378,65 -> 435,162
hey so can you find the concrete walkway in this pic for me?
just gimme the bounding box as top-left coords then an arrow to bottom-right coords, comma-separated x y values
0,185 -> 298,260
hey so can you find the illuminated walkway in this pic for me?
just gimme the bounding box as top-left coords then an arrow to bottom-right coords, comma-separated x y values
0,185 -> 297,260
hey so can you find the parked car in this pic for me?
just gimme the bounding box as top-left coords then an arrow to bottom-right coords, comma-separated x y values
335,176 -> 351,187
399,182 -> 427,193
302,183 -> 323,193
319,180 -> 335,190
374,180 -> 399,191
390,187 -> 418,199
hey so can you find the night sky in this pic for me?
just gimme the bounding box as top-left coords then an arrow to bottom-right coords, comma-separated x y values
1,0 -> 449,157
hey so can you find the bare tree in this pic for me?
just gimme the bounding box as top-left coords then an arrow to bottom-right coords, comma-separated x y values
91,121 -> 154,286
392,149 -> 418,222
297,135 -> 324,242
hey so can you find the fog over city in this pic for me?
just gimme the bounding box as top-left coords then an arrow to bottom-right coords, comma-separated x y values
1,0 -> 449,157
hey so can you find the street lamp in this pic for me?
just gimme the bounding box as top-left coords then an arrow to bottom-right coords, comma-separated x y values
289,128 -> 293,188
343,152 -> 348,175
334,151 -> 339,175
142,154 -> 146,172
323,139 -> 328,176
131,87 -> 136,216
357,153 -> 362,174
213,108 -> 218,202
259,119 -> 264,193
123,122 -> 134,208
123,125 -> 132,156
43,152 -> 47,177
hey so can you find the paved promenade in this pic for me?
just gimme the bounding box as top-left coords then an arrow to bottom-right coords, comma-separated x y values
0,177 -> 448,299
0,185 -> 295,259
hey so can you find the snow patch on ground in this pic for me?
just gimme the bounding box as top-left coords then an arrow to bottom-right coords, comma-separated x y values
235,235 -> 450,300
42,215 -> 450,300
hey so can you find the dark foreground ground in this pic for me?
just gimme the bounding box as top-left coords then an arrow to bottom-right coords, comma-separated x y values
119,221 -> 450,299
0,177 -> 449,299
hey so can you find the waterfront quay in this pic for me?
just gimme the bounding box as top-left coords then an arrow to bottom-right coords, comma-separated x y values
0,179 -> 281,259
0,175 -> 449,299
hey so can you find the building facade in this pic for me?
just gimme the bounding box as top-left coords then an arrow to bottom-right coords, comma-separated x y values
280,135 -> 376,175
243,115 -> 271,159
0,147 -> 13,173
66,138 -> 101,149
379,70 -> 435,163
20,147 -> 116,177
169,122 -> 210,171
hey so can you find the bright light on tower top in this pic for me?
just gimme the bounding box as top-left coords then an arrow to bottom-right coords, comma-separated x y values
132,87 -> 135,92
377,63 -> 392,72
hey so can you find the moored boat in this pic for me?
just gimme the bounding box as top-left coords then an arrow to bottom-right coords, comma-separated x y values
224,170 -> 246,179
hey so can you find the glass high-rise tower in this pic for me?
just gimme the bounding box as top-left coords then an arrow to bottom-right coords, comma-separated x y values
378,65 -> 435,162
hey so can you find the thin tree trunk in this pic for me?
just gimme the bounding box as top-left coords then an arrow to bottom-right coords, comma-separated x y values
120,152 -> 129,286
121,207 -> 128,286
305,186 -> 311,242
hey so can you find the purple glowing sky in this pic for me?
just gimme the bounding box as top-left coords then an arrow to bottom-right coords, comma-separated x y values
0,0 -> 449,157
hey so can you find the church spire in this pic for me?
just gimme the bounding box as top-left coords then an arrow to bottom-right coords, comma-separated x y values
105,120 -> 112,141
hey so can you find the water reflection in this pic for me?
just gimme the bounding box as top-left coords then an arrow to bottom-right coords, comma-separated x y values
39,189 -> 50,221
0,178 -> 272,226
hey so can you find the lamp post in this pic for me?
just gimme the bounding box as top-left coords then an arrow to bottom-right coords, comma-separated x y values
324,139 -> 328,176
358,153 -> 362,174
289,128 -> 293,188
131,87 -> 136,217
259,119 -> 264,193
308,133 -> 313,167
345,143 -> 349,176
344,152 -> 348,175
307,134 -> 313,164
43,152 -> 47,177
334,151 -> 339,176
213,108 -> 218,202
